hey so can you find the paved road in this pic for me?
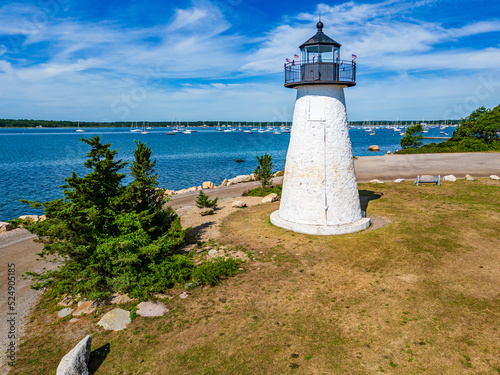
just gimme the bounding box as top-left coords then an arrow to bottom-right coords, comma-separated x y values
169,152 -> 500,208
353,152 -> 500,182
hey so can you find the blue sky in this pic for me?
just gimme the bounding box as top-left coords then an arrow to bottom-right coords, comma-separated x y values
0,0 -> 499,122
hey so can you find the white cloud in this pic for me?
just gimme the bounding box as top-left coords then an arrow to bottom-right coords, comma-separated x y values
0,0 -> 499,121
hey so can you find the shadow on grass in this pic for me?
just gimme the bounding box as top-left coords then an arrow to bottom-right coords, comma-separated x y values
185,221 -> 216,243
88,343 -> 110,374
358,190 -> 382,212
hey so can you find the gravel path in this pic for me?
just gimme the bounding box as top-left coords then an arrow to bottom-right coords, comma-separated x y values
0,230 -> 55,374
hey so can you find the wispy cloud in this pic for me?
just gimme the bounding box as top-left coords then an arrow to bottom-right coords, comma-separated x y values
0,0 -> 499,121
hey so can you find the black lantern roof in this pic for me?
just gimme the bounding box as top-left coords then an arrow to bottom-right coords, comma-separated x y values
299,21 -> 341,49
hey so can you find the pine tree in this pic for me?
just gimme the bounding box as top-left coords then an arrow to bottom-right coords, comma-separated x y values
254,153 -> 274,189
23,137 -> 187,300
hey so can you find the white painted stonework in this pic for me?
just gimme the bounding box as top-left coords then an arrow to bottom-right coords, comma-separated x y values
271,84 -> 370,235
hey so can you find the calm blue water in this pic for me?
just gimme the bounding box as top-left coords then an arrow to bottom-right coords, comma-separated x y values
0,126 -> 454,220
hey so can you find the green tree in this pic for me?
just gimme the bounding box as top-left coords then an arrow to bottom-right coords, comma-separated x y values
451,105 -> 500,143
254,153 -> 274,189
127,140 -> 177,238
195,190 -> 218,209
400,124 -> 424,149
23,137 -> 187,300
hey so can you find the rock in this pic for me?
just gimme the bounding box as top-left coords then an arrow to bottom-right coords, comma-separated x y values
175,189 -> 188,195
200,207 -> 214,216
235,158 -> 244,163
261,193 -> 279,203
368,145 -> 380,151
58,295 -> 74,307
164,189 -> 175,196
490,175 -> 500,180
232,200 -> 246,208
58,308 -> 74,318
39,214 -> 46,221
154,293 -> 173,300
274,170 -> 284,177
136,301 -> 168,317
69,318 -> 80,324
72,300 -> 100,316
465,174 -> 475,181
370,179 -> 384,184
97,308 -> 131,331
56,335 -> 92,375
179,292 -> 189,299
0,222 -> 14,233
394,178 -> 405,183
220,179 -> 229,187
202,181 -> 215,189
442,174 -> 457,182
250,173 -> 256,180
19,214 -> 39,222
108,293 -> 134,305
228,175 -> 252,184
387,151 -> 391,154
187,186 -> 198,192
208,249 -> 218,257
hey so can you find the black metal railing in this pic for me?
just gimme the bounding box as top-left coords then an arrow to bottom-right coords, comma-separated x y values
284,59 -> 356,87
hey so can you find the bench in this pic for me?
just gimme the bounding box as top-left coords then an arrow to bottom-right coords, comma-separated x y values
415,175 -> 441,186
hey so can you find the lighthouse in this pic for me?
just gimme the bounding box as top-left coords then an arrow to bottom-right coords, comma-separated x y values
270,21 -> 371,235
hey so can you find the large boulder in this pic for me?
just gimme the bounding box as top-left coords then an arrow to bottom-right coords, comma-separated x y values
200,207 -> 215,216
19,215 -> 39,222
202,181 -> 215,189
57,308 -> 74,318
56,335 -> 92,375
368,145 -> 380,151
220,179 -> 229,187
232,200 -> 247,208
490,175 -> 500,180
261,193 -> 279,204
136,301 -> 169,317
97,308 -> 131,331
465,174 -> 475,181
108,293 -> 135,305
72,300 -> 100,316
442,174 -> 457,182
228,175 -> 252,185
187,186 -> 198,192
0,222 -> 14,233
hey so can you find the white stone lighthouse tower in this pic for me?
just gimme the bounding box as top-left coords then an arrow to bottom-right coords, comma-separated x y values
270,21 -> 370,235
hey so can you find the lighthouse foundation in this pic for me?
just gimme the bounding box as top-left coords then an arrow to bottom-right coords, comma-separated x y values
272,85 -> 370,235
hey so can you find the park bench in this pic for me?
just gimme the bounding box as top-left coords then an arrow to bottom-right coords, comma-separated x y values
415,175 -> 441,186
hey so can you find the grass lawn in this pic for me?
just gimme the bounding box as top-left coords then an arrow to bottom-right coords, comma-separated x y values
11,179 -> 500,374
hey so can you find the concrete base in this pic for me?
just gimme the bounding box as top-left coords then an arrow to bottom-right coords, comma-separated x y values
270,210 -> 371,235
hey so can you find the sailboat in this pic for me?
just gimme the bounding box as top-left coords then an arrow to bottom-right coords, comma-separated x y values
76,122 -> 84,132
130,122 -> 141,132
141,122 -> 149,134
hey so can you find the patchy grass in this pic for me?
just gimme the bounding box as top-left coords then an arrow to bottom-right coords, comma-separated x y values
243,185 -> 282,197
11,179 -> 500,374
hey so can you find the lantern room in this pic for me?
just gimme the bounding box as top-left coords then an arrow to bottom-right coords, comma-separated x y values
285,21 -> 356,88
300,21 -> 341,63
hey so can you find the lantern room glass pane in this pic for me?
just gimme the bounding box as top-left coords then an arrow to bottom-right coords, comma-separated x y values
303,45 -> 337,63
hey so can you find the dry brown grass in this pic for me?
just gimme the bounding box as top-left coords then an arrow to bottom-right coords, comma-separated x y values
11,179 -> 500,375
